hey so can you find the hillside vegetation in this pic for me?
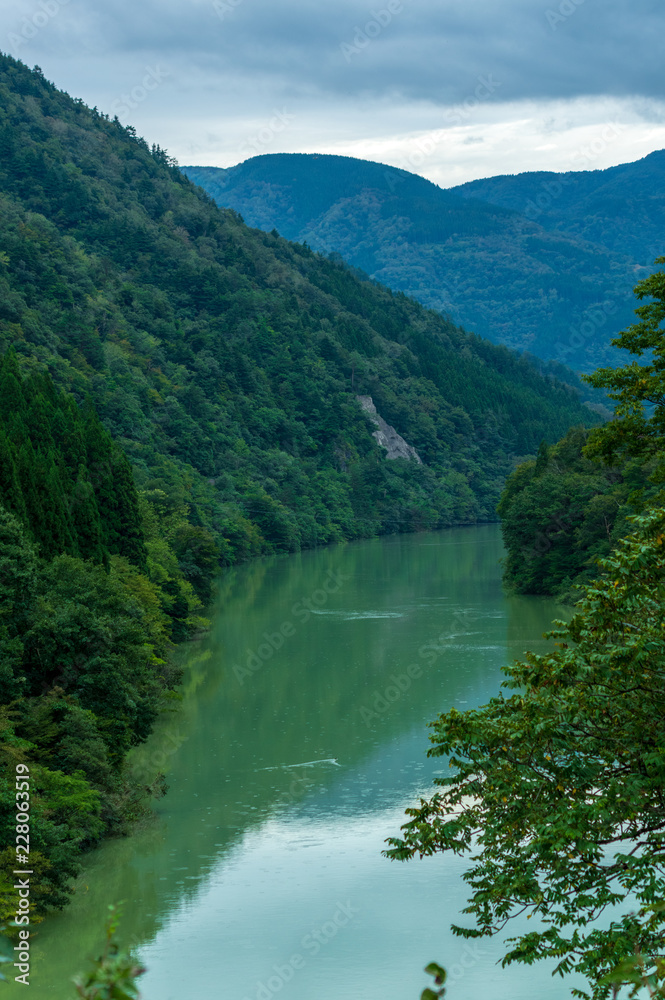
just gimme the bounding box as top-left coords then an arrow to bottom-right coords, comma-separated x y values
498,262 -> 665,597
497,428 -> 654,596
0,54 -> 599,921
183,152 -> 661,370
0,57 -> 597,545
453,149 -> 665,266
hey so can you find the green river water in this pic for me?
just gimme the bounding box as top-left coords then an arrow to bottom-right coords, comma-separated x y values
7,524 -> 582,999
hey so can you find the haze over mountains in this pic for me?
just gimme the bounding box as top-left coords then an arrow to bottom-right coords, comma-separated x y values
183,151 -> 665,371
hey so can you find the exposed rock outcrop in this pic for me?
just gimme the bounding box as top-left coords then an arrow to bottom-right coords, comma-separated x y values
356,395 -> 423,464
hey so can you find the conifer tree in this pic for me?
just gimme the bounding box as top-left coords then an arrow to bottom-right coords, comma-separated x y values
0,506 -> 37,701
70,465 -> 106,564
83,402 -> 146,568
0,350 -> 24,424
0,430 -> 27,523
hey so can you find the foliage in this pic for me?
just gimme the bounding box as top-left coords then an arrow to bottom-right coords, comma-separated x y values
183,152 -> 656,370
0,350 -> 145,566
584,258 -> 665,476
0,505 -> 183,920
497,426 -> 653,596
498,260 -> 665,596
420,962 -> 447,1000
0,54 -> 601,929
455,151 -> 665,276
0,54 -> 598,560
387,507 -> 665,999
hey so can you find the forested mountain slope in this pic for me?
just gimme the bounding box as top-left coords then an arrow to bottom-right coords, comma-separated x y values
452,149 -> 665,266
183,152 -> 655,370
496,260 -> 665,599
0,53 -> 602,920
0,55 -> 597,546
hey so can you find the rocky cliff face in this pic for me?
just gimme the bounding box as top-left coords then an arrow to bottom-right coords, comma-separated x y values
356,396 -> 423,464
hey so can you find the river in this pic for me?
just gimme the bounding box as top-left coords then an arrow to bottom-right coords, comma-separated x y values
8,525 -> 580,999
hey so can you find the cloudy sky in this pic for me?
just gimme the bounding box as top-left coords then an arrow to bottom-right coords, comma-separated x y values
2,0 -> 664,187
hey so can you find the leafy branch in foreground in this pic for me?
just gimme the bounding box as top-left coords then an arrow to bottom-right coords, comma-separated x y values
420,961 -> 447,999
73,905 -> 145,1000
387,507 -> 665,999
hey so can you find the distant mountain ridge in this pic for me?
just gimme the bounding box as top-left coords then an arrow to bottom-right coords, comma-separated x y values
451,149 -> 665,265
183,151 -> 664,371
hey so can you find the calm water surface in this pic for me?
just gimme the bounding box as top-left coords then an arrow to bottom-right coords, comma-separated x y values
11,525 -> 581,999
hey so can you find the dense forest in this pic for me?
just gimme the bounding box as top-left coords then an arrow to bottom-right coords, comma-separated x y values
498,262 -> 665,597
0,53 -> 601,922
0,58 -> 599,550
454,149 -> 665,266
497,428 -> 655,596
183,152 -> 659,370
0,354 -> 209,923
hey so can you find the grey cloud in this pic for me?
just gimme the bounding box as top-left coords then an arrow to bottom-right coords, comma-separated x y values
47,0 -> 664,106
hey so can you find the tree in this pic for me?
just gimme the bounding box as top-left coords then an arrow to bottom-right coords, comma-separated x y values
387,507 -> 665,999
584,257 -> 665,478
0,507 -> 37,702
23,555 -> 169,756
171,523 -> 220,604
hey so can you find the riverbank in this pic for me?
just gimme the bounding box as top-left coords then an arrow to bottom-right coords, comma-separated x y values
2,525 -> 578,1000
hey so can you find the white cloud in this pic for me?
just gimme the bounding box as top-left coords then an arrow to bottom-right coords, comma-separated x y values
1,0 -> 664,186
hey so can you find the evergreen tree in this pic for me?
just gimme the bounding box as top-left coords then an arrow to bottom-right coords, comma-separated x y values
0,430 -> 26,522
70,465 -> 107,563
107,450 -> 147,569
0,350 -> 24,427
0,507 -> 37,701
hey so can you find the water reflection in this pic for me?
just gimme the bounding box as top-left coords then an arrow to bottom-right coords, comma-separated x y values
11,526 -> 574,1000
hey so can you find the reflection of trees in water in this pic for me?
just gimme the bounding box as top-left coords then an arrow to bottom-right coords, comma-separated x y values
504,592 -> 570,662
23,526 -> 561,999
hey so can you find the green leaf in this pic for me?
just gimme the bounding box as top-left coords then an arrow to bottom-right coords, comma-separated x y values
424,962 -> 447,984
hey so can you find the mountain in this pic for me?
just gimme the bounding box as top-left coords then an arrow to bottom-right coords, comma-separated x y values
0,44 -> 627,940
0,55 -> 605,919
0,55 -> 599,549
451,149 -> 665,265
183,152 -> 663,371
